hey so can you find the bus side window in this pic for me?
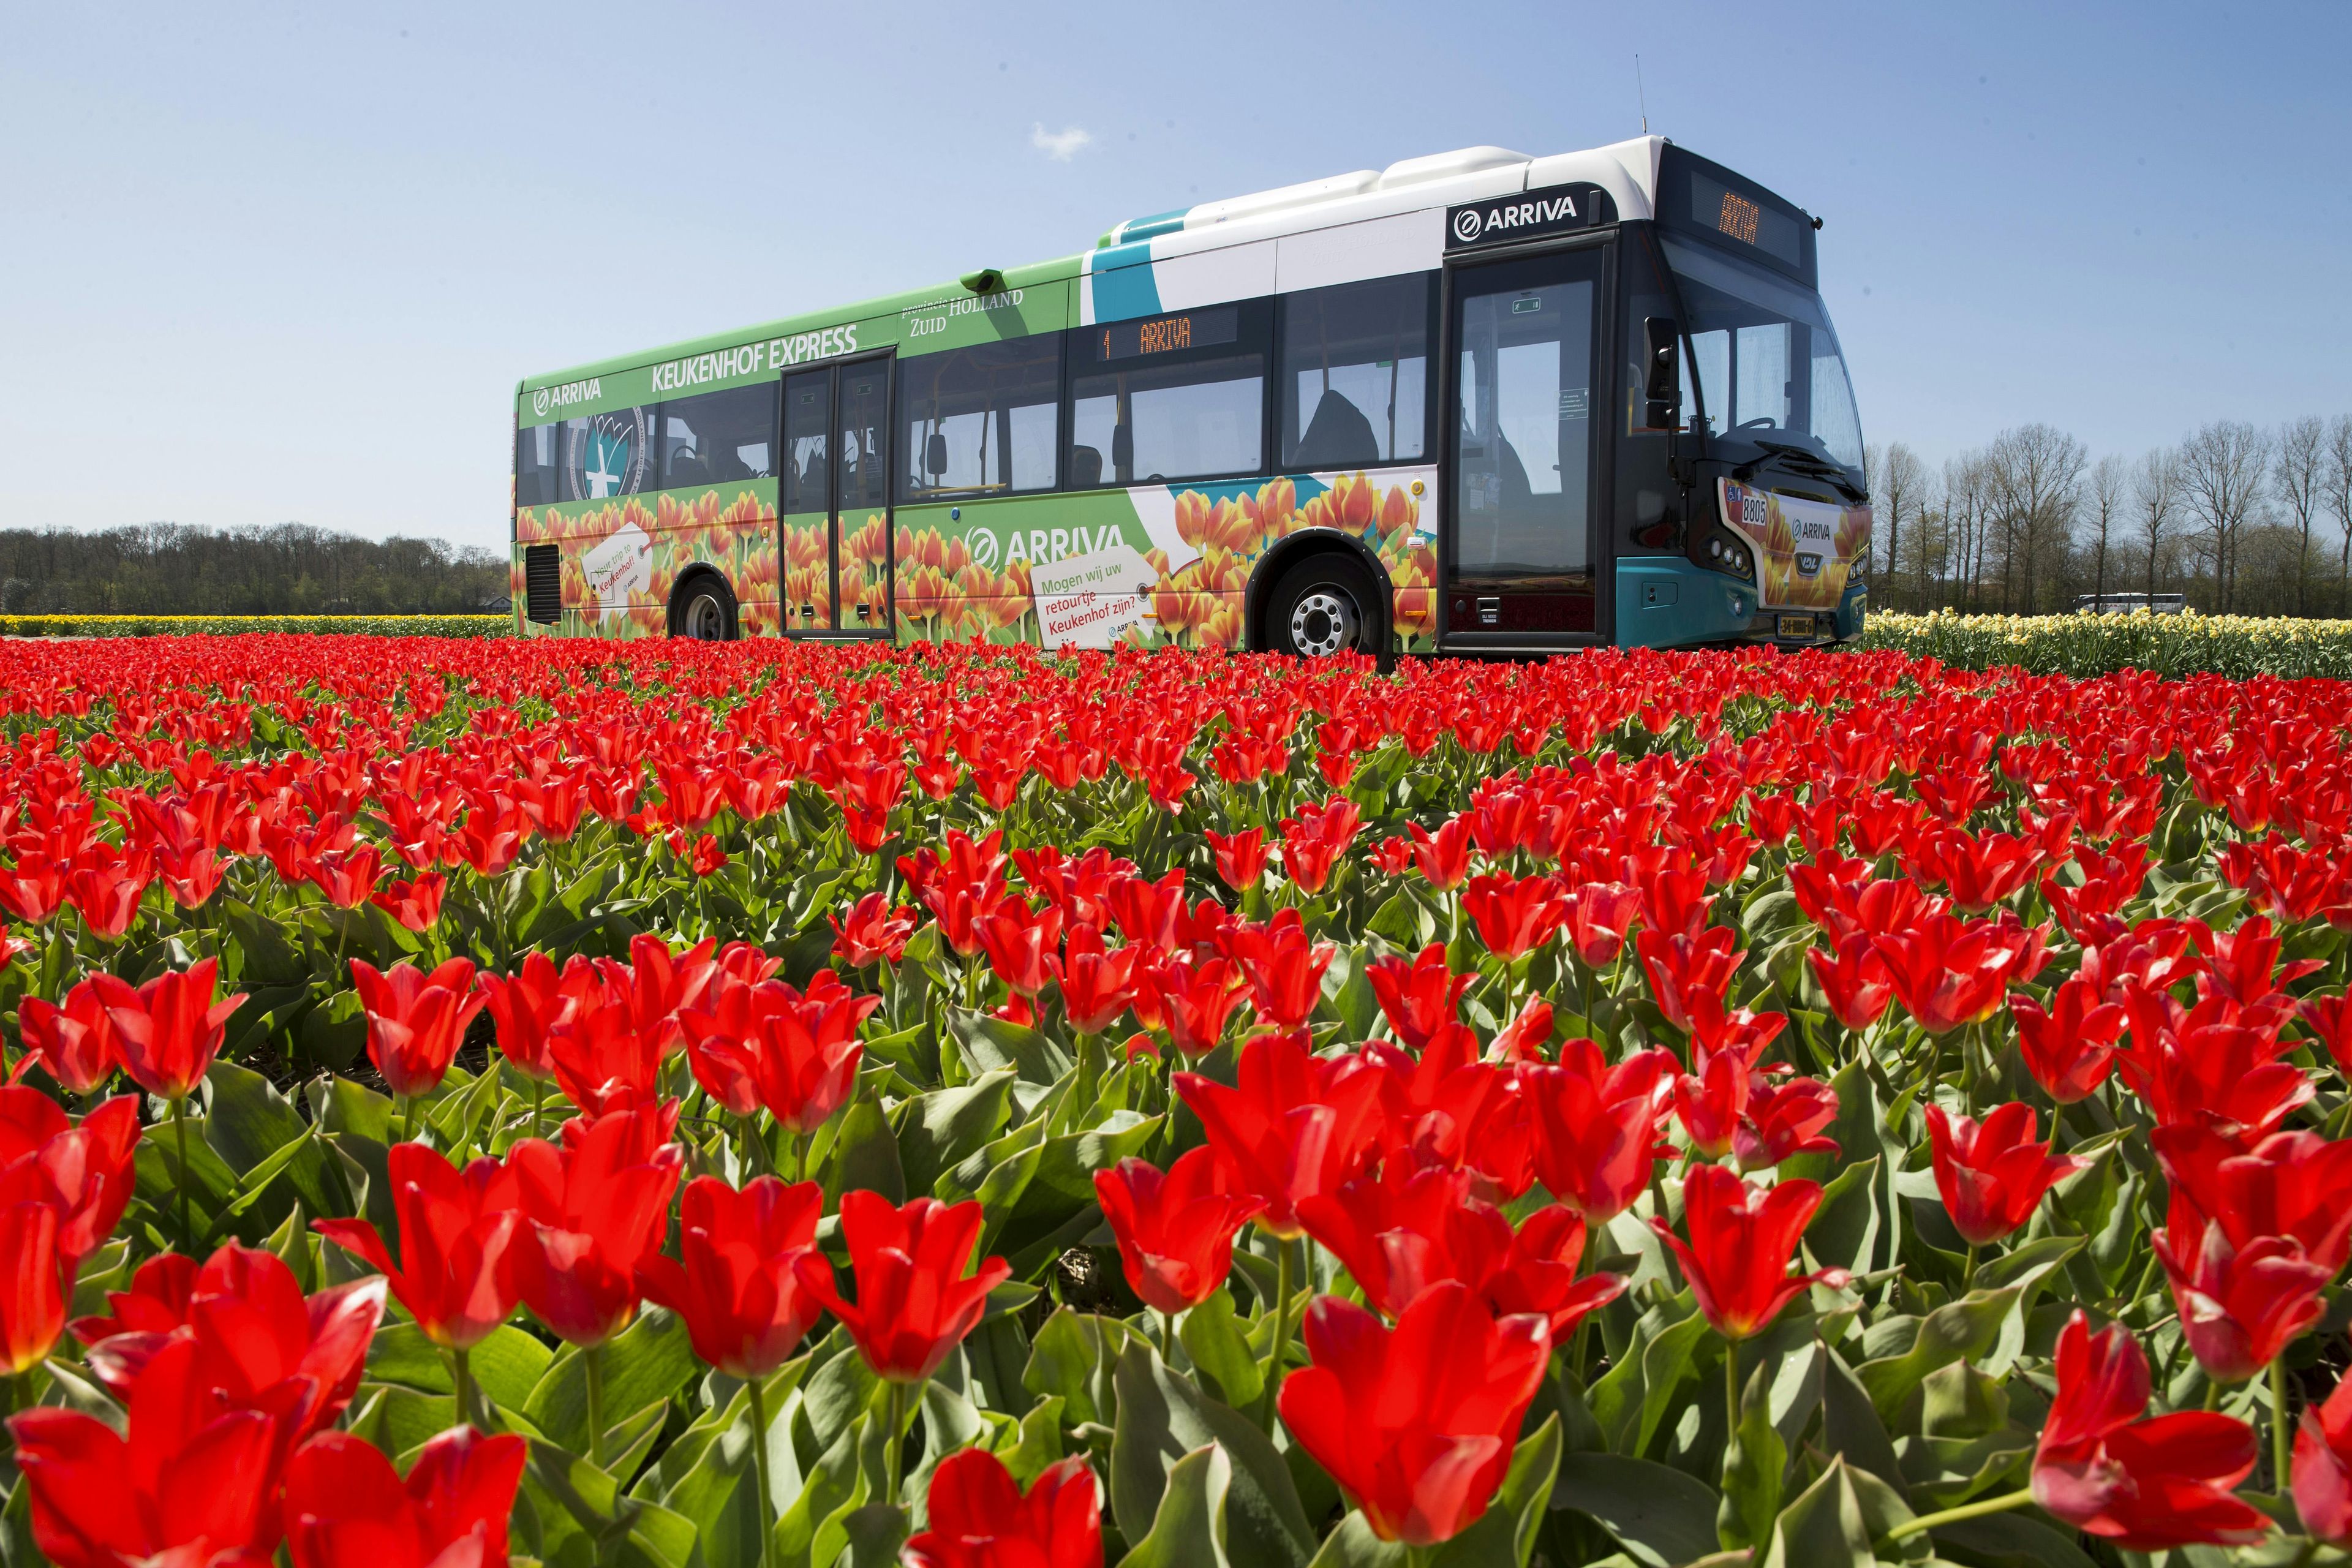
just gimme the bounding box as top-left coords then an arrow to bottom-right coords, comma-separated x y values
895,336 -> 1062,502
516,421 -> 560,507
1275,273 -> 1433,470
656,382 -> 780,492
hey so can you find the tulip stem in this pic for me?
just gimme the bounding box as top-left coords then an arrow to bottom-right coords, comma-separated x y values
171,1095 -> 195,1250
1877,1486 -> 2036,1546
1256,1238 -> 1295,1434
1159,1311 -> 1177,1365
394,1093 -> 413,1144
451,1346 -> 475,1429
584,1344 -> 608,1468
1961,1245 -> 1979,1294
1725,1340 -> 1742,1443
2271,1356 -> 2293,1493
883,1381 -> 911,1503
747,1374 -> 778,1568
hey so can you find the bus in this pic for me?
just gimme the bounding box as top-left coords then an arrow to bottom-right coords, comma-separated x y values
510,137 -> 1870,657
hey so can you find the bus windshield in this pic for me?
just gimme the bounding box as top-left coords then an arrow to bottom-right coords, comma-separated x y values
1665,236 -> 1863,477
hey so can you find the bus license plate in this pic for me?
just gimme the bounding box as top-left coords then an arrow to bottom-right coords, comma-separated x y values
1777,614 -> 1816,639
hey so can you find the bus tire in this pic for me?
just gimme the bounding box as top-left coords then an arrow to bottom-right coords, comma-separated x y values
671,572 -> 739,641
1265,552 -> 1379,659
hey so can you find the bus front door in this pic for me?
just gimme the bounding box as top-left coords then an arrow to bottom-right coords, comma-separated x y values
1439,244 -> 1607,648
780,356 -> 896,637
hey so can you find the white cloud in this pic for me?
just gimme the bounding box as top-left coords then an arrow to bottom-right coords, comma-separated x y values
1030,123 -> 1092,162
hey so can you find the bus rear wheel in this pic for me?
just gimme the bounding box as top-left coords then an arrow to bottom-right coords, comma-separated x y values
673,575 -> 739,641
1266,554 -> 1379,658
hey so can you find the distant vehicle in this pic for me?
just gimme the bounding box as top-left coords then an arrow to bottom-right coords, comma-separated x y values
511,139 -> 1872,655
2075,593 -> 2187,616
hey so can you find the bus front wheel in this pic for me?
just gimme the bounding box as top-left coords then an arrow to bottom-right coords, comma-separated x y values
1265,554 -> 1379,659
673,574 -> 739,641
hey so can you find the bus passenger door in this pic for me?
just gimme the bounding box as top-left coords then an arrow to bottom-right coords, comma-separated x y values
1440,244 -> 1607,647
779,356 -> 895,637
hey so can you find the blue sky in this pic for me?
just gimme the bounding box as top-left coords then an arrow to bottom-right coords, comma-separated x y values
4,1 -> 2346,554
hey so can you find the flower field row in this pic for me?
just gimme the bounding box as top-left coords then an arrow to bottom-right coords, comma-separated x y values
1,631 -> 2350,1567
1855,607 -> 2352,680
0,614 -> 510,639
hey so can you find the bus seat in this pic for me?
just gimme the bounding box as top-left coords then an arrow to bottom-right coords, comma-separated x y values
1292,390 -> 1381,470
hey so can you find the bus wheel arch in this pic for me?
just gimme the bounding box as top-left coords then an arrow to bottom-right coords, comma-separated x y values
669,568 -> 740,641
1246,531 -> 1393,661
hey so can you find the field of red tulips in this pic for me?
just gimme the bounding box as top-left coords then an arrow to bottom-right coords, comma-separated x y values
1,633 -> 2351,1568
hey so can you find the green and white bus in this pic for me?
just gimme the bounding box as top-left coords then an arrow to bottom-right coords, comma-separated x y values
510,137 -> 1871,655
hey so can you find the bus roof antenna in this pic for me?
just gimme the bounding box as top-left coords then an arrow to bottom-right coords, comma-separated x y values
1635,54 -> 1649,135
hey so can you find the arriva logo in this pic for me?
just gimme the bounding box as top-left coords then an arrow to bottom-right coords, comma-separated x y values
1452,208 -> 1487,244
532,377 -> 603,420
969,529 -> 1000,570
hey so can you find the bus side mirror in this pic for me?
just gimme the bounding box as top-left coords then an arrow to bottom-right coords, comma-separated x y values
925,431 -> 949,477
1643,317 -> 1681,428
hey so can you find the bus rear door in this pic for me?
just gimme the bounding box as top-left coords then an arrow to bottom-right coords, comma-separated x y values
1438,241 -> 1610,650
780,354 -> 897,638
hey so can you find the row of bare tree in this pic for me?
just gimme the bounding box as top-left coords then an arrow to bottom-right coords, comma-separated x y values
1863,417 -> 2352,617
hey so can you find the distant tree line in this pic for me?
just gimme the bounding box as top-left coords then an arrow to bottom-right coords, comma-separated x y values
1864,415 -> 2352,617
0,524 -> 508,616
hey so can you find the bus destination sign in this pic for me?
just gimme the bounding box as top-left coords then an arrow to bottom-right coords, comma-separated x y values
1095,306 -> 1238,361
1445,182 -> 1616,251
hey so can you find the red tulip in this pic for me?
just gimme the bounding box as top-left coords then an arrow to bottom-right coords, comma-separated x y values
1561,880 -> 1642,967
313,1141 -> 524,1351
1206,827 -> 1267,893
1926,1102 -> 2084,1247
1277,1283 -> 1550,1547
1106,868 -> 1188,952
1870,913 -> 2030,1035
371,870 -> 447,933
81,1242 -> 385,1457
2032,1310 -> 2266,1550
1299,1164 -> 1624,1336
1635,927 -> 1744,1033
2011,976 -> 2126,1103
1058,924 -> 1140,1035
284,1425 -> 528,1568
1405,818 -> 1472,891
1092,1148 -> 1265,1315
1463,871 -> 1569,960
11,1334 -> 285,1568
1673,1053 -> 1749,1162
509,1101 -> 684,1346
66,851 -> 150,940
830,890 -> 916,968
1806,933 -> 1894,1031
2154,1218 -> 2330,1384
351,957 -> 487,1099
1527,1039 -> 1675,1222
544,984 -> 666,1116
1365,944 -> 1471,1052
15,979 -> 119,1095
0,1089 -> 141,1267
0,853 -> 67,925
480,949 -> 595,1084
91,956 -> 245,1101
638,1175 -> 825,1378
1278,798 -> 1360,894
70,1251 -> 198,1345
0,1202 -> 64,1374
903,1450 -> 1102,1568
2294,1364 -> 2352,1547
791,1192 -> 1010,1383
1174,1029 -> 1385,1239
1224,913 -> 1335,1029
2152,1123 -> 2352,1272
979,900 -> 1065,998
1139,954 -> 1247,1058
1651,1163 -> 1847,1341
750,971 -> 880,1134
